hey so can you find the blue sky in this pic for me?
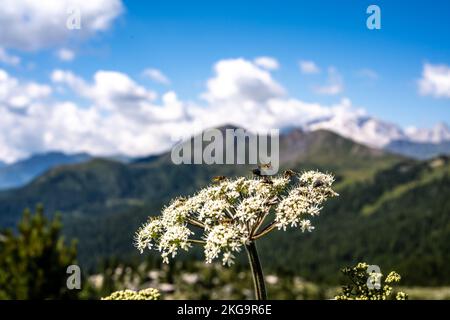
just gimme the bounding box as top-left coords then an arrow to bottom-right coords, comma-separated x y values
18,0 -> 450,126
0,0 -> 450,161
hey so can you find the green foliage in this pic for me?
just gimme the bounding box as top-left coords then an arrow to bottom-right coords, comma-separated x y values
0,206 -> 78,299
335,262 -> 407,300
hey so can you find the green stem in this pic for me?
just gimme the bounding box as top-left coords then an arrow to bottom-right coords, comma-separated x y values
245,241 -> 267,300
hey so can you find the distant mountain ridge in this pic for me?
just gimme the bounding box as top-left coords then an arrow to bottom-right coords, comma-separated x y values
303,114 -> 450,159
405,122 -> 450,143
0,119 -> 447,194
0,119 -> 448,183
0,152 -> 91,190
386,140 -> 450,160
305,115 -> 450,147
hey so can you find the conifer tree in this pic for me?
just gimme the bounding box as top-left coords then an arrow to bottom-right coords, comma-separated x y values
0,206 -> 78,299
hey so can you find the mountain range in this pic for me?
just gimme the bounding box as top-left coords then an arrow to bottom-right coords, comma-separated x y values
306,114 -> 450,147
305,115 -> 450,159
0,126 -> 448,286
304,113 -> 450,159
0,152 -> 91,190
1,117 -> 449,192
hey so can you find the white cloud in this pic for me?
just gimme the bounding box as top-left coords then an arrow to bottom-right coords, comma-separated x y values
0,58 -> 365,163
418,63 -> 450,98
254,57 -> 279,70
189,59 -> 358,135
52,69 -> 158,113
143,68 -> 171,85
0,47 -> 20,66
0,0 -> 124,51
299,60 -> 320,74
0,69 -> 54,162
0,68 -> 190,163
57,48 -> 75,61
313,67 -> 344,95
0,69 -> 52,110
202,58 -> 285,103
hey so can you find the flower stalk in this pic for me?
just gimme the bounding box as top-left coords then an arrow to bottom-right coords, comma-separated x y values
245,241 -> 267,300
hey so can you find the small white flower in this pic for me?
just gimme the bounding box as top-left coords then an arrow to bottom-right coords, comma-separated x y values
299,219 -> 315,232
222,252 -> 236,267
134,218 -> 163,253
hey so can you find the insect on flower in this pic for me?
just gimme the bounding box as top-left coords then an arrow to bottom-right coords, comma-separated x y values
212,175 -> 227,183
283,169 -> 297,178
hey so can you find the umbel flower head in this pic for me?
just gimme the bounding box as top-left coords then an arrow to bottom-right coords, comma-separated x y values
135,170 -> 338,266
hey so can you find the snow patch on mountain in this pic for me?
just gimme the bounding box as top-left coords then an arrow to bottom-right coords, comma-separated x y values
305,114 -> 450,148
405,122 -> 450,144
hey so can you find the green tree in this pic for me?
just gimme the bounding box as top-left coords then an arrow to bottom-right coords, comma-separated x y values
0,206 -> 78,299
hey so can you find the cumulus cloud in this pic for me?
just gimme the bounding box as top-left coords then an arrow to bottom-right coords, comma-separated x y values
0,58 -> 366,163
143,68 -> 171,85
418,63 -> 450,98
0,68 -> 190,162
0,48 -> 20,66
299,60 -> 320,74
0,0 -> 124,51
313,67 -> 344,95
0,69 -> 52,111
0,69 -> 54,161
57,48 -> 75,61
188,59 -> 358,135
52,69 -> 158,112
202,58 -> 285,104
254,57 -> 279,70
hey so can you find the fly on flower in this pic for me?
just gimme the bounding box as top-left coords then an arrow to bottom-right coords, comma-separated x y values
212,175 -> 227,183
259,162 -> 272,170
252,162 -> 272,177
283,169 -> 298,178
313,178 -> 326,188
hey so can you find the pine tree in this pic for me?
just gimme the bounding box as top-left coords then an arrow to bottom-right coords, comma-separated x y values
0,205 -> 78,299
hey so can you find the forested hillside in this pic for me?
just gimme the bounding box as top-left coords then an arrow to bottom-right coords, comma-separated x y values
0,129 -> 448,285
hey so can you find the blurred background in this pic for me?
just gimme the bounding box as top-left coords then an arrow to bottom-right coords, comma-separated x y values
0,0 -> 449,299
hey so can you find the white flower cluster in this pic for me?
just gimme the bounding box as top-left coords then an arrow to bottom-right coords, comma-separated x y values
102,288 -> 160,300
135,198 -> 194,263
275,171 -> 337,230
204,223 -> 246,266
135,170 -> 337,266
